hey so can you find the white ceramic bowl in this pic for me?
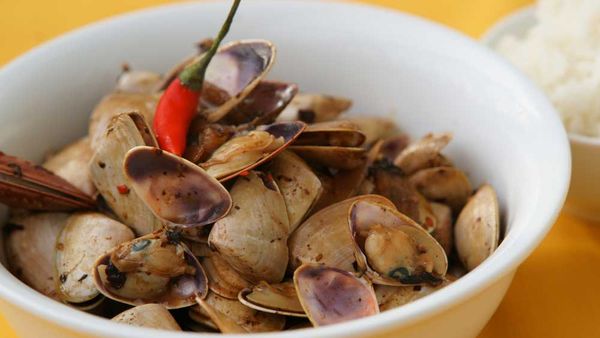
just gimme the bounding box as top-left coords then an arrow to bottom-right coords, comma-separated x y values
482,6 -> 600,222
0,1 -> 570,338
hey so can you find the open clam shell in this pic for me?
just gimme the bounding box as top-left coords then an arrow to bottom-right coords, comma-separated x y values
123,146 -> 232,228
89,92 -> 159,151
112,304 -> 181,330
380,134 -> 411,162
289,145 -> 366,170
209,171 -> 290,283
90,112 -> 163,235
410,166 -> 472,212
56,212 -> 135,305
294,120 -> 366,147
454,184 -> 500,271
43,137 -> 96,197
202,40 -> 276,123
349,200 -> 448,286
269,150 -> 323,232
288,194 -> 395,272
220,81 -> 298,128
0,152 -> 96,211
201,121 -> 306,181
200,253 -> 252,300
278,93 -> 352,123
238,281 -> 305,317
372,166 -> 437,233
194,292 -> 286,333
347,117 -> 397,145
393,132 -> 453,175
293,264 -> 379,327
92,230 -> 208,309
4,212 -> 70,300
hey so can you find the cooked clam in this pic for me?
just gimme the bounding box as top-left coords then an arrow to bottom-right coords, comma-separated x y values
123,146 -> 232,228
90,112 -> 163,235
89,92 -> 159,151
200,253 -> 252,300
409,166 -> 472,212
393,132 -> 452,175
4,212 -> 70,300
269,150 -> 323,232
112,304 -> 181,330
294,264 -> 378,327
289,145 -> 366,170
220,81 -> 298,128
195,292 -> 286,333
430,202 -> 453,255
454,184 -> 500,271
55,212 -> 134,305
349,200 -> 448,285
209,171 -> 289,283
43,137 -> 96,197
278,93 -> 352,123
93,229 -> 208,308
238,281 -> 305,317
201,121 -> 306,181
0,152 -> 95,211
294,120 -> 366,147
288,194 -> 395,272
202,40 -> 276,123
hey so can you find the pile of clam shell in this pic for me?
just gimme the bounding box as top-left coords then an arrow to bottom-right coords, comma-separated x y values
2,39 -> 501,333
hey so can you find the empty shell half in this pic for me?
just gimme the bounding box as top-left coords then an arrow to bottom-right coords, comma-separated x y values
123,146 -> 232,228
454,184 -> 500,271
293,264 -> 378,327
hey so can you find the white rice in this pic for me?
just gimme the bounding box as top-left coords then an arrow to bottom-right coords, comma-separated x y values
496,0 -> 600,137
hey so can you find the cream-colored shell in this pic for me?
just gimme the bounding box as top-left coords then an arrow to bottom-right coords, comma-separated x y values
277,93 -> 351,122
269,151 -> 323,232
454,184 -> 500,271
410,166 -> 472,211
89,92 -> 158,151
393,132 -> 452,175
89,112 -> 163,235
5,212 -> 70,300
195,293 -> 285,333
55,212 -> 134,303
43,137 -> 96,196
112,304 -> 181,330
209,172 -> 290,283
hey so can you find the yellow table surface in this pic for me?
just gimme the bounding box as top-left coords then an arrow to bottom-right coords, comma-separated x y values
2,0 -> 600,337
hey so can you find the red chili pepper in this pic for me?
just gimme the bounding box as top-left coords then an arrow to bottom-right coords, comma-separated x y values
116,184 -> 129,195
153,0 -> 241,156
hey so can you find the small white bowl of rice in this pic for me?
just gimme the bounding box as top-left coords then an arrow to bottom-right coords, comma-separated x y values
483,0 -> 600,222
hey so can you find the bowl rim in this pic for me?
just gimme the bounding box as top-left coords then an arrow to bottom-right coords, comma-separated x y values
481,4 -> 600,147
0,1 -> 571,337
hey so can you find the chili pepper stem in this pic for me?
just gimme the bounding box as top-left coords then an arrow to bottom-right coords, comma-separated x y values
153,0 -> 243,155
179,0 -> 242,91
